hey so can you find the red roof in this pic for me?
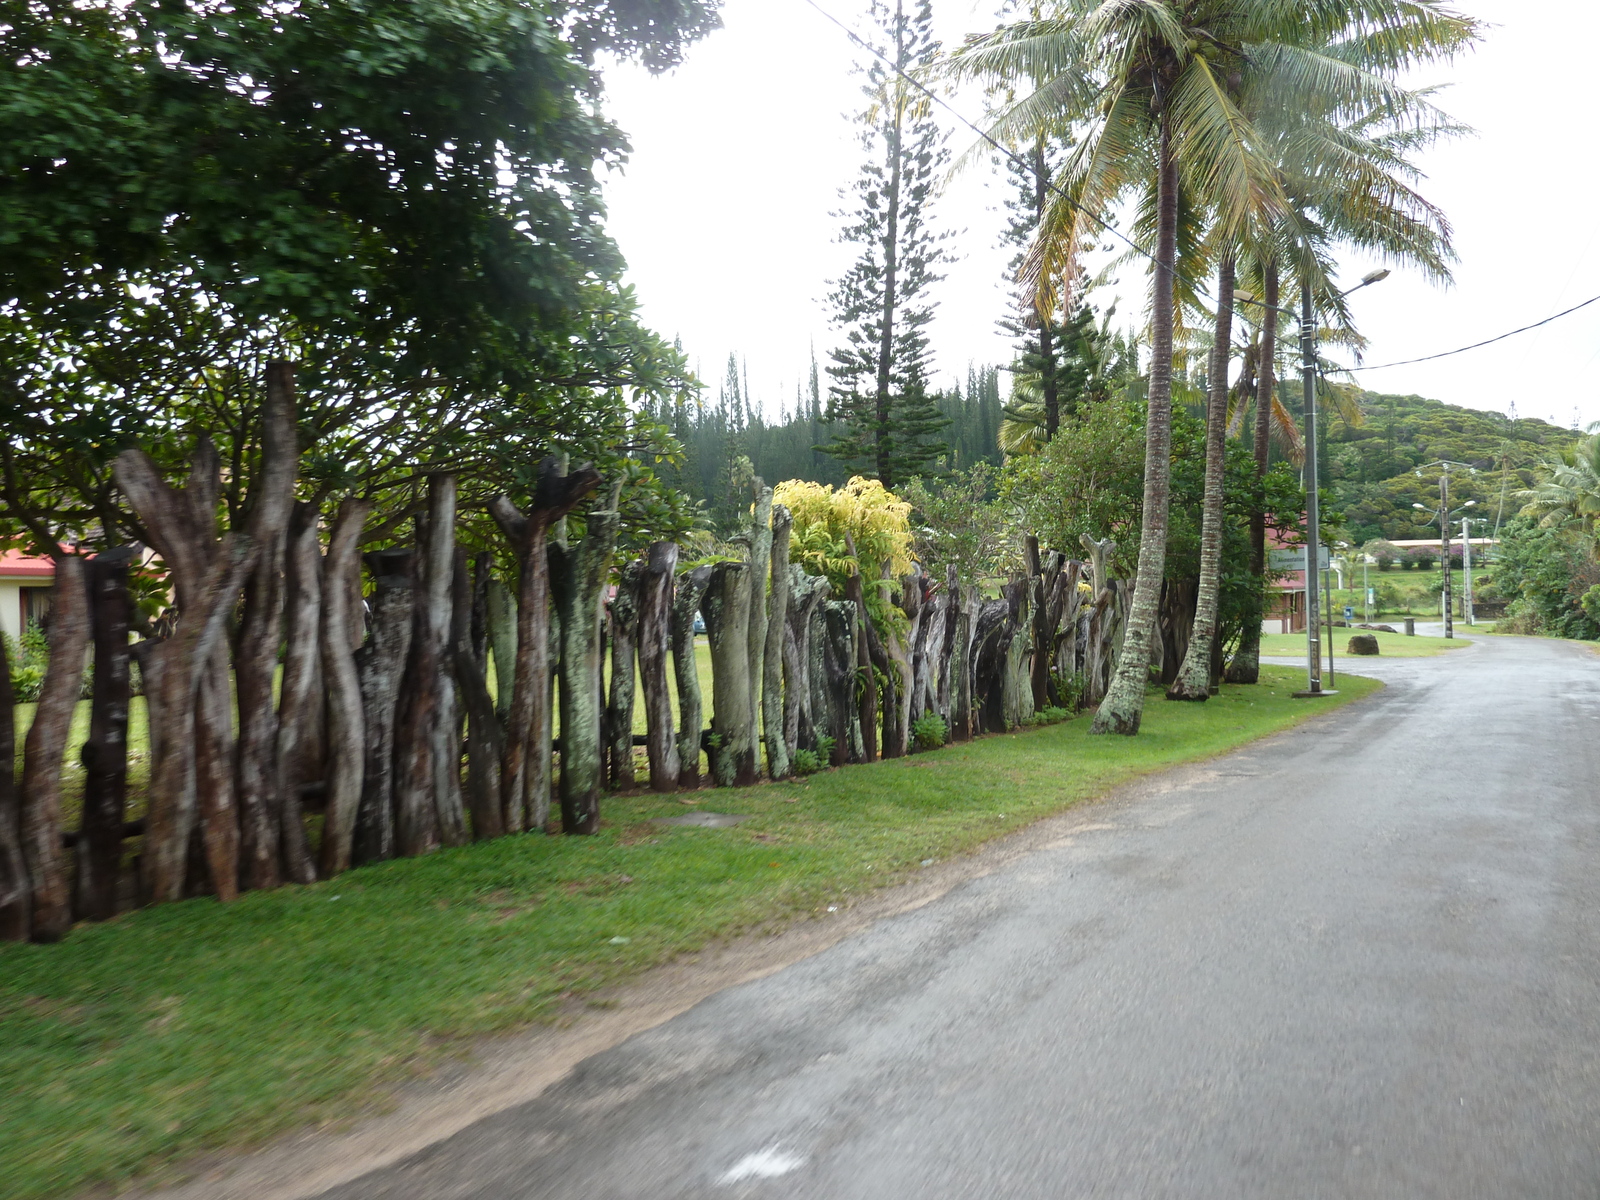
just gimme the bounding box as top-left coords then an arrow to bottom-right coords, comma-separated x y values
0,551 -> 56,579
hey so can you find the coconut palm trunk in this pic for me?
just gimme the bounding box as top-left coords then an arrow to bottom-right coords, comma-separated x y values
1226,258 -> 1278,684
1091,121 -> 1178,736
1169,254 -> 1236,700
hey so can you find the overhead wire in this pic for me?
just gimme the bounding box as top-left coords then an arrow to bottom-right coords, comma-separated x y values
1343,292 -> 1600,372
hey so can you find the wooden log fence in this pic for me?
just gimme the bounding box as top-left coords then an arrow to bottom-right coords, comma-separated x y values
3,382 -> 1156,942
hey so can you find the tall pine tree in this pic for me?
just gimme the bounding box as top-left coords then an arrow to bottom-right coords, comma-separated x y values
820,0 -> 949,491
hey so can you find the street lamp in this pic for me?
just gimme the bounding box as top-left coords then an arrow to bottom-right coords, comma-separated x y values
1239,267 -> 1390,696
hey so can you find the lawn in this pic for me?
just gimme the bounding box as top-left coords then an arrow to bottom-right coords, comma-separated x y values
0,666 -> 1381,1200
1258,629 -> 1472,659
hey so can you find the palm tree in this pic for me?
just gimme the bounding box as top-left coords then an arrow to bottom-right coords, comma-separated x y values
1518,434 -> 1600,535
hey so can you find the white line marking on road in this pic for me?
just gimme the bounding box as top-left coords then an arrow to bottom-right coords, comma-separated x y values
720,1147 -> 806,1183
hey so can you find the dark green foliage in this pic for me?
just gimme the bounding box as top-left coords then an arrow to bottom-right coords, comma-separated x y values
910,712 -> 947,750
1002,397 -> 1305,648
820,0 -> 950,489
1325,393 -> 1577,543
1493,516 -> 1600,639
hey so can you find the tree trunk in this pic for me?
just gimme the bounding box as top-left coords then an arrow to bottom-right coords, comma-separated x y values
932,565 -> 961,727
1170,255 -> 1236,700
784,567 -> 830,754
0,633 -> 24,940
353,548 -> 412,865
275,504 -> 322,883
318,497 -> 370,877
193,642 -> 239,900
745,484 -> 773,774
1092,119 -> 1177,735
637,542 -> 680,793
234,361 -> 299,891
393,476 -> 460,856
114,441 -> 256,904
949,583 -> 978,741
703,560 -> 757,787
491,458 -> 601,834
486,579 -> 517,724
882,567 -> 917,756
20,555 -> 89,941
606,558 -> 643,792
841,541 -> 878,762
764,505 -> 792,778
76,550 -> 134,921
1227,259 -> 1277,685
552,493 -> 620,833
429,482 -> 467,846
451,548 -> 503,840
670,564 -> 712,789
820,600 -> 861,765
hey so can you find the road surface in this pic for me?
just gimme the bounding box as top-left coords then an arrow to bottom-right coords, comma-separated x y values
323,633 -> 1600,1199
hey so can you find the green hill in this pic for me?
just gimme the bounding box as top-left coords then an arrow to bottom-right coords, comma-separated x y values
1323,391 -> 1578,544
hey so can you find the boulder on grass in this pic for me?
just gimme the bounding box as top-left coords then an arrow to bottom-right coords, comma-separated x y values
1357,623 -> 1398,634
1347,634 -> 1381,656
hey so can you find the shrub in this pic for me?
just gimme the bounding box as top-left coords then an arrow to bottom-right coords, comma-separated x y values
1408,547 -> 1436,571
1050,670 -> 1087,711
1037,705 -> 1072,724
792,734 -> 835,775
910,713 -> 947,750
791,749 -> 822,775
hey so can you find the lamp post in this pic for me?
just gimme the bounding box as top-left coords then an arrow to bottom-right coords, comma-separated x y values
1239,268 -> 1388,696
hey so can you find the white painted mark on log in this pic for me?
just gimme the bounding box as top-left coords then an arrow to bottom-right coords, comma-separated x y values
719,1147 -> 806,1184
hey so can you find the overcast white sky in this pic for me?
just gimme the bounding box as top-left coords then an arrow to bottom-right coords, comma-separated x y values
599,0 -> 1600,427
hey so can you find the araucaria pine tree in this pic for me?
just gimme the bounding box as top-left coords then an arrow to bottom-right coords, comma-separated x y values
821,0 -> 949,491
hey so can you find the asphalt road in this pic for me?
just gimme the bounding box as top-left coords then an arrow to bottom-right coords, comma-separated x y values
323,633 -> 1600,1199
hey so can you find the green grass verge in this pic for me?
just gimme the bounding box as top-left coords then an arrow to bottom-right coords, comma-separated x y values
1258,629 -> 1470,659
0,665 -> 1380,1200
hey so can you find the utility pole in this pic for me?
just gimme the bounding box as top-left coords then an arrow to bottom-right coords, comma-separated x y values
1300,279 -> 1323,692
1440,470 -> 1453,639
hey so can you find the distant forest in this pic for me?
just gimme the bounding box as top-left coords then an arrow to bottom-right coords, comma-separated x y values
640,354 -> 1005,535
1324,392 -> 1578,544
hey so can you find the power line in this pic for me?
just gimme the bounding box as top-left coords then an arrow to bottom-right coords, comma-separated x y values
1333,293 -> 1600,372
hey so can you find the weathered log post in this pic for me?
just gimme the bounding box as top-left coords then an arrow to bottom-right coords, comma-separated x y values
909,569 -> 942,724
605,559 -> 643,791
552,486 -> 621,833
485,578 -> 516,724
882,567 -> 919,755
1000,577 -> 1034,729
1027,540 -> 1066,711
784,567 -> 830,755
971,593 -> 1013,734
949,582 -> 979,741
764,505 -> 792,778
318,498 -> 370,877
114,440 -> 256,905
275,504 -> 322,883
929,565 -> 959,726
637,542 -> 680,793
234,362 -> 299,892
820,601 -> 862,764
353,548 -> 412,865
841,535 -> 878,762
490,458 -> 601,834
18,556 -> 89,941
76,548 -> 135,921
670,564 -> 712,789
745,483 -> 773,774
392,477 -> 457,856
0,634 -> 24,940
451,548 -> 504,840
703,560 -> 757,786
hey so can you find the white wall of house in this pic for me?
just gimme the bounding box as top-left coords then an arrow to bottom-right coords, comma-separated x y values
0,576 -> 54,644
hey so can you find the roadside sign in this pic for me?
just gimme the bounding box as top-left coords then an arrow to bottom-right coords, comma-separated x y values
1267,546 -> 1331,572
1344,605 -> 1354,620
